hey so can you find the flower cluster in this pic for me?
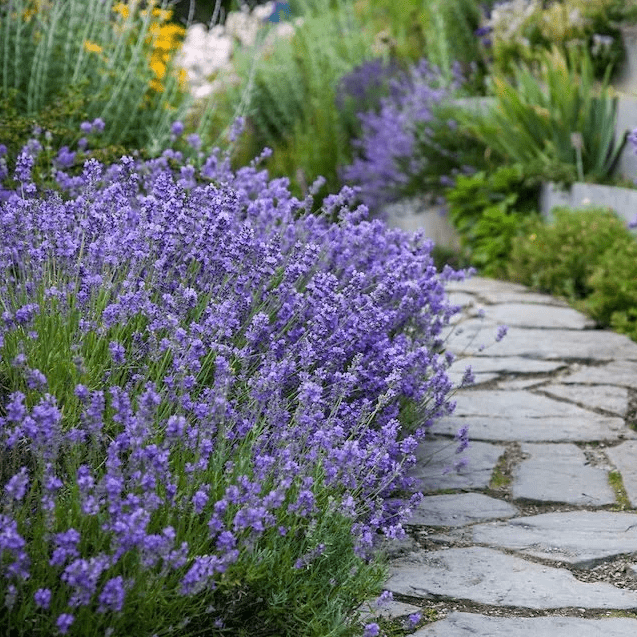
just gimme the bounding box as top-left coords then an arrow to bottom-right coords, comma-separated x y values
340,57 -> 463,213
0,127 -> 466,634
479,0 -> 624,78
112,1 -> 186,93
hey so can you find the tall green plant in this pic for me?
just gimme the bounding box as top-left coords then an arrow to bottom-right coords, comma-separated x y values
421,0 -> 486,90
459,47 -> 626,183
0,0 -> 196,151
227,0 -> 375,197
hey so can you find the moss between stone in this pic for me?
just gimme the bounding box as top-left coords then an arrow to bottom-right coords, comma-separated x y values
489,455 -> 511,490
608,470 -> 632,511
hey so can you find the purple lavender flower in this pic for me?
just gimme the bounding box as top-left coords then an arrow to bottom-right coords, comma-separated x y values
341,57 -> 456,211
55,146 -> 76,169
98,576 -> 126,612
376,589 -> 393,606
171,121 -> 185,136
0,128 -> 465,631
406,612 -> 422,629
50,529 -> 81,567
80,121 -> 93,134
56,613 -> 74,634
109,341 -> 126,364
363,623 -> 380,637
26,368 -> 47,390
186,133 -> 201,150
4,467 -> 29,502
496,325 -> 508,342
34,588 -> 52,609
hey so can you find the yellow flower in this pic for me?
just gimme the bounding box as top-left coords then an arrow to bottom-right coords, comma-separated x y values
83,40 -> 103,54
150,58 -> 166,80
113,2 -> 130,20
149,78 -> 164,93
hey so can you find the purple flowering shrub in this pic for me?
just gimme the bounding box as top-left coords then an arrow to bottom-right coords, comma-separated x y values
334,57 -> 403,143
0,128 -> 466,635
340,58 -> 465,213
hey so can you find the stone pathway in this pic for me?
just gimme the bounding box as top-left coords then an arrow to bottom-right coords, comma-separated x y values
371,277 -> 637,635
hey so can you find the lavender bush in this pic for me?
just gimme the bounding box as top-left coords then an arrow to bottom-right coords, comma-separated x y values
340,58 -> 464,213
0,123 -> 467,635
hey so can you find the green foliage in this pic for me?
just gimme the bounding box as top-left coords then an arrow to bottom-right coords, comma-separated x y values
585,237 -> 637,340
507,207 -> 634,301
460,47 -> 626,184
408,103 -> 503,199
0,88 -> 145,192
0,0 -> 192,152
234,0 -> 372,147
225,0 -> 375,200
420,0 -> 487,92
351,0 -> 429,63
445,164 -> 541,276
355,0 -> 487,91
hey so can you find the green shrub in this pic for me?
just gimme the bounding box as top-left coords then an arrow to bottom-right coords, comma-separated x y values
408,103 -> 502,200
445,164 -> 541,276
0,88 -> 145,193
507,207 -> 634,301
586,238 -> 637,340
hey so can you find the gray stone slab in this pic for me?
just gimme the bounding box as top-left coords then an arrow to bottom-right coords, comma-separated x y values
542,384 -> 629,417
447,291 -> 477,309
607,441 -> 637,508
446,277 -> 531,295
512,443 -> 616,505
484,303 -> 595,329
447,322 -> 637,360
453,390 -> 584,418
496,378 -> 549,390
407,493 -> 518,527
413,612 -> 637,636
409,439 -> 504,492
358,600 -> 422,623
562,360 -> 637,389
447,356 -> 566,378
472,512 -> 637,567
446,278 -> 569,306
386,547 -> 637,609
435,414 -> 632,442
435,390 -> 631,442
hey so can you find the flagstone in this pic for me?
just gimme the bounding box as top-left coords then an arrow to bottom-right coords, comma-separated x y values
482,303 -> 595,329
406,493 -> 518,527
434,390 -> 631,442
447,322 -> 637,360
472,512 -> 637,567
410,439 -> 505,492
386,547 -> 637,609
446,357 -> 566,386
541,383 -> 629,417
412,613 -> 637,636
512,443 -> 616,505
561,360 -> 637,389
